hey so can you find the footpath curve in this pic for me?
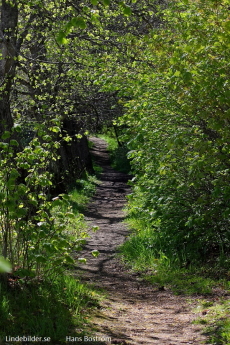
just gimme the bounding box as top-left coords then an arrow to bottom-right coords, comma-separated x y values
77,137 -> 209,345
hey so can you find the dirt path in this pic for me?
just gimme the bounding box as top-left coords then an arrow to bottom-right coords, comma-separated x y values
77,137 -> 209,345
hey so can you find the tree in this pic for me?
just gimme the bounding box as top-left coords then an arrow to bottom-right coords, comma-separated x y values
0,0 -> 94,275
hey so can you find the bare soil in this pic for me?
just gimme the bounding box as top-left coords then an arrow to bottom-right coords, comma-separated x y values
76,137 -> 210,345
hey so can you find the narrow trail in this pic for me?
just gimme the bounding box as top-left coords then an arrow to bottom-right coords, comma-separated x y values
77,137 -> 209,345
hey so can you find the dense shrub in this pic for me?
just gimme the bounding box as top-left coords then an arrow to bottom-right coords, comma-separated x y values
120,0 -> 230,265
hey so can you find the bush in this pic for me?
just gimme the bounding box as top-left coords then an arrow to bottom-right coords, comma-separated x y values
119,0 -> 230,266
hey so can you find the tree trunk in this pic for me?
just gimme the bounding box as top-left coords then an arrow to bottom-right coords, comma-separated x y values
50,118 -> 94,194
0,0 -> 18,134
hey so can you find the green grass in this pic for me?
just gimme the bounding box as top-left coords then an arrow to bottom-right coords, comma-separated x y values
69,174 -> 98,213
119,216 -> 230,345
119,230 -> 227,295
97,134 -> 131,174
119,216 -> 230,294
92,163 -> 103,175
97,134 -> 118,151
193,299 -> 230,345
0,273 -> 100,344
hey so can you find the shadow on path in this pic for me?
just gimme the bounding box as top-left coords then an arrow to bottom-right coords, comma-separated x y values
75,137 -> 209,345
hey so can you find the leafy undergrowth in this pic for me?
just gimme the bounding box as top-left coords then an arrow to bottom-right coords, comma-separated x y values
0,273 -> 100,344
96,134 -> 131,174
120,235 -> 230,296
0,174 -> 101,344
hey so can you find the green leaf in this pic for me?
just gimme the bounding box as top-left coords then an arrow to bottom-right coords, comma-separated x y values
10,168 -> 20,180
52,198 -> 62,206
0,142 -> 9,150
43,243 -> 55,253
123,5 -> 132,16
35,255 -> 46,263
48,126 -> 60,133
18,184 -> 27,194
16,208 -> 27,217
173,70 -> 181,77
224,20 -> 230,31
65,255 -> 75,264
0,257 -> 12,273
10,139 -> 19,146
102,0 -> 110,6
91,0 -> 98,4
66,212 -> 75,218
1,131 -> 11,140
78,257 -> 87,264
183,71 -> 192,82
13,124 -> 22,132
56,31 -> 68,45
71,17 -> 87,29
91,250 -> 100,257
16,268 -> 35,278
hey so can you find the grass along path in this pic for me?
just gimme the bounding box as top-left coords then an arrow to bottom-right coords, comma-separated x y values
76,137 -> 211,345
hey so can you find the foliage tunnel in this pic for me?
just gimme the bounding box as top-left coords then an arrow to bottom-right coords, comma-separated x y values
0,0 -> 230,277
